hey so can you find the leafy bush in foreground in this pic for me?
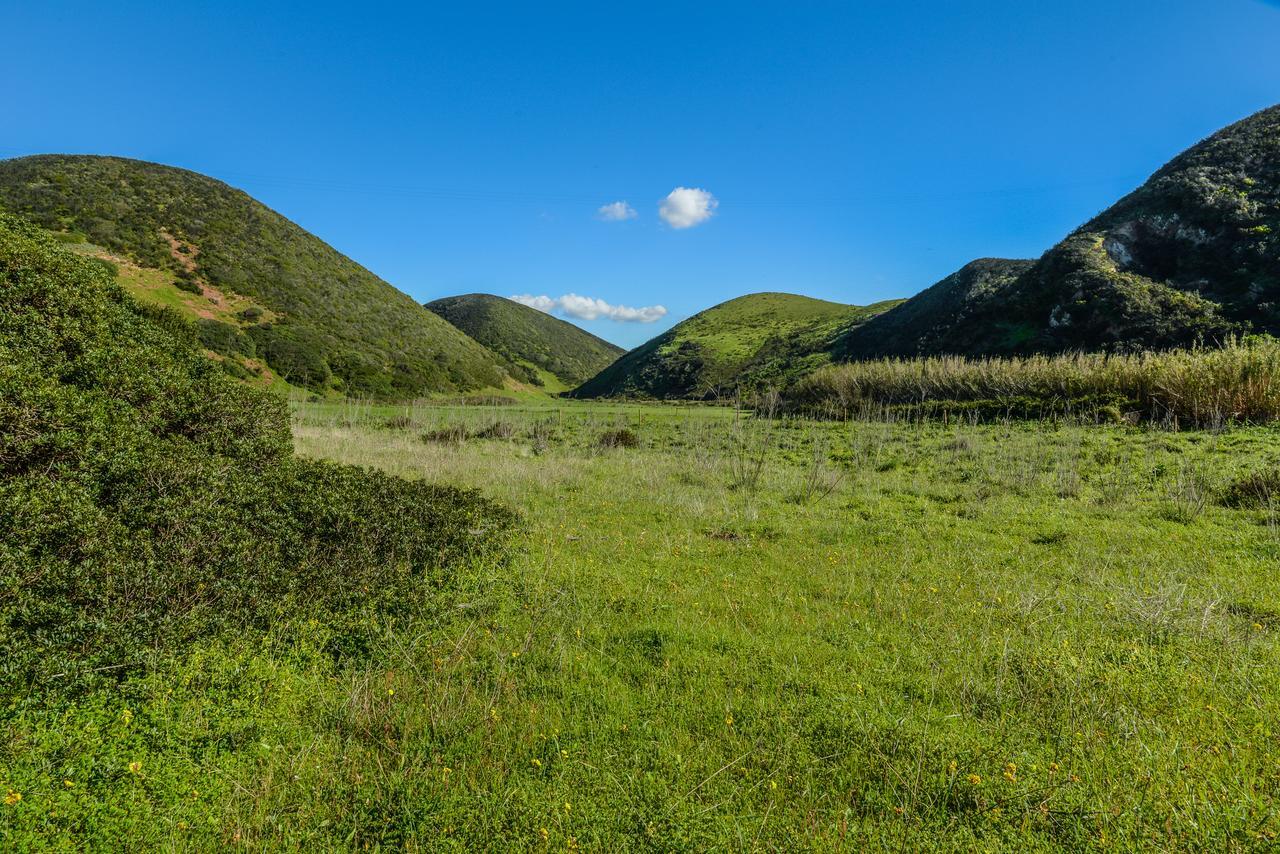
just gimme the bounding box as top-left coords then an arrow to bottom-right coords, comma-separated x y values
783,338 -> 1280,427
0,214 -> 516,696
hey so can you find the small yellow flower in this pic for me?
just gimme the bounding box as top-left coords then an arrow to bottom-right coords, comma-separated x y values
967,774 -> 982,786
441,767 -> 452,777
511,650 -> 520,659
769,779 -> 778,790
539,827 -> 549,841
724,714 -> 734,727
1003,762 -> 1017,783
4,790 -> 21,806
128,762 -> 142,775
564,801 -> 572,813
1048,762 -> 1060,775
560,750 -> 568,759
947,760 -> 957,775
63,779 -> 75,788
387,688 -> 395,696
531,758 -> 542,768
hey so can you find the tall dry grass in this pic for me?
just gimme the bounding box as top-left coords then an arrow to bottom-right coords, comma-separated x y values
783,337 -> 1280,427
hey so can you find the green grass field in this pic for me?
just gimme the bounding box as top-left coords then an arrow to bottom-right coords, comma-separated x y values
6,399 -> 1280,849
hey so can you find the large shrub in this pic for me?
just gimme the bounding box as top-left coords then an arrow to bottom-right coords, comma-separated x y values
0,215 -> 516,695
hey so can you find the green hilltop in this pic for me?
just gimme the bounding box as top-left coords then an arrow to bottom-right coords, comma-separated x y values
839,103 -> 1280,358
0,155 -> 509,397
571,292 -> 901,399
426,293 -> 623,389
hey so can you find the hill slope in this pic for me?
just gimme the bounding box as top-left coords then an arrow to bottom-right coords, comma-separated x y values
426,293 -> 623,388
0,211 -> 513,690
0,155 -> 508,396
839,104 -> 1280,358
571,292 -> 901,399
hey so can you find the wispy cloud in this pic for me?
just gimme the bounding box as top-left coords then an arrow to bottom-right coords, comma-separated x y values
659,186 -> 717,229
596,201 -> 637,221
509,293 -> 667,323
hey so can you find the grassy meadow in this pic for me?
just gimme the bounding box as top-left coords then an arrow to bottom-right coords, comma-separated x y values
8,392 -> 1280,850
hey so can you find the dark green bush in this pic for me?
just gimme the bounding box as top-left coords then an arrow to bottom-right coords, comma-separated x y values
250,322 -> 332,389
0,214 -> 516,697
174,276 -> 203,295
422,425 -> 469,444
197,318 -> 254,357
1219,468 -> 1280,509
597,428 -> 640,449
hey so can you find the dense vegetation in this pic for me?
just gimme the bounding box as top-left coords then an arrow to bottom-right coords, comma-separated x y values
0,155 -> 509,396
571,292 -> 900,399
0,213 -> 515,697
838,104 -> 1280,358
785,336 -> 1280,426
426,293 -> 623,387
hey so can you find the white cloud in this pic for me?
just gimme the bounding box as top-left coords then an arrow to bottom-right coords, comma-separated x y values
509,293 -> 667,323
596,201 -> 637,221
659,186 -> 717,229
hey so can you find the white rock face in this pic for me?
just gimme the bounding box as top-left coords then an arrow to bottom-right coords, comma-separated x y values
1103,236 -> 1134,268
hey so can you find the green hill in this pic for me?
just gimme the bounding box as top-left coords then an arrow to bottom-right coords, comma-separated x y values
0,212 -> 513,691
839,103 -> 1280,358
426,293 -> 623,388
571,292 -> 901,399
0,155 -> 508,397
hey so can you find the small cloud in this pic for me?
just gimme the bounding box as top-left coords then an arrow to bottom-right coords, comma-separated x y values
509,293 -> 667,323
596,201 -> 637,221
659,186 -> 717,229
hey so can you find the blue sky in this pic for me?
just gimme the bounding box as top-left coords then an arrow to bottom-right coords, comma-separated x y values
4,1 -> 1280,347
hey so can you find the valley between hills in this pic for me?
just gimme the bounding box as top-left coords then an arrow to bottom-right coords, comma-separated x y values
3,105 -> 1280,849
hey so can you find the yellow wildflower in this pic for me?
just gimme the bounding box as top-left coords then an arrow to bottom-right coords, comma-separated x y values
531,758 -> 542,768
1048,762 -> 1059,774
64,779 -> 75,788
725,714 -> 734,727
128,762 -> 142,775
4,790 -> 21,806
967,774 -> 982,786
1003,762 -> 1017,783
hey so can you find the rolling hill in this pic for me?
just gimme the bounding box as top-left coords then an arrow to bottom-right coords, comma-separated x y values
0,155 -> 508,397
570,292 -> 901,399
839,103 -> 1280,358
426,293 -> 623,388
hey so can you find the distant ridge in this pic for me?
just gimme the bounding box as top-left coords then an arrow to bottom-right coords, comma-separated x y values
426,293 -> 623,388
839,103 -> 1280,358
0,155 -> 509,397
571,292 -> 901,399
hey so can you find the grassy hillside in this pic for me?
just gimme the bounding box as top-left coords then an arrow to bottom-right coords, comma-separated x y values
426,293 -> 623,388
0,209 -> 514,686
0,155 -> 508,397
571,292 -> 901,399
838,103 -> 1280,358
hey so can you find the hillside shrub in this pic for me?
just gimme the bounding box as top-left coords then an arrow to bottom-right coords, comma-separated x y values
0,214 -> 516,697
